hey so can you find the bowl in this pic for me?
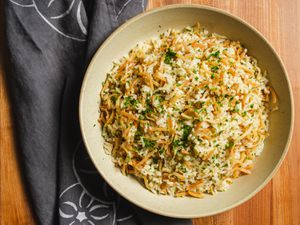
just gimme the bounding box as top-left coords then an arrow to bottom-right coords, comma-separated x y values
79,4 -> 294,218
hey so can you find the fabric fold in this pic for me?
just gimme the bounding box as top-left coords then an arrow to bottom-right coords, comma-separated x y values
5,0 -> 193,224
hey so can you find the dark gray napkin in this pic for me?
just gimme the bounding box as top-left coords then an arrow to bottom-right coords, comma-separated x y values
5,0 -> 193,225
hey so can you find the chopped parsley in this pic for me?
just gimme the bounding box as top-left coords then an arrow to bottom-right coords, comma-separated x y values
146,97 -> 151,105
200,108 -> 207,113
155,95 -> 165,103
158,148 -> 165,155
211,66 -> 219,72
208,50 -> 220,59
141,97 -> 153,115
111,96 -> 117,104
124,96 -> 138,107
134,126 -> 143,141
211,87 -> 217,92
182,124 -> 192,145
172,124 -> 193,149
141,108 -> 153,116
164,48 -> 177,64
225,140 -> 234,149
152,157 -> 159,164
172,139 -> 183,148
143,138 -> 156,148
180,166 -> 187,173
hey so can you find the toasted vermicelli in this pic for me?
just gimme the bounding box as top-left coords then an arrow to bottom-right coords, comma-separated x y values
99,23 -> 275,198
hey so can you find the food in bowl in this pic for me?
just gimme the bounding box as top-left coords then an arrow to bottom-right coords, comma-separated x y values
99,23 -> 276,198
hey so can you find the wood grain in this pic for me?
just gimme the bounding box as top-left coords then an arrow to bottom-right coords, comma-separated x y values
0,0 -> 36,224
1,0 -> 299,225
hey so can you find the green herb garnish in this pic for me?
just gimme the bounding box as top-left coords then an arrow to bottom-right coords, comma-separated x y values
124,96 -> 138,107
225,140 -> 234,149
155,95 -> 165,103
158,148 -> 165,155
164,48 -> 177,64
111,96 -> 117,104
143,138 -> 156,148
208,50 -> 220,59
211,66 -> 219,72
152,158 -> 159,164
141,98 -> 153,115
134,126 -> 143,141
141,108 -> 153,116
200,108 -> 207,113
182,124 -> 192,145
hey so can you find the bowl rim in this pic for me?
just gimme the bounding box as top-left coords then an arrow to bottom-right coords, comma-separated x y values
79,4 -> 294,218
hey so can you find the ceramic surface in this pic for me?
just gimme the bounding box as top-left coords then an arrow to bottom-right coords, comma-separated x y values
79,5 -> 294,218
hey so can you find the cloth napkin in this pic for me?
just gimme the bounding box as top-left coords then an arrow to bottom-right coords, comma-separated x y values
5,0 -> 193,225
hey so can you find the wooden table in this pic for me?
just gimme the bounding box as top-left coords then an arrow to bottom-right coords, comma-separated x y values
1,0 -> 299,224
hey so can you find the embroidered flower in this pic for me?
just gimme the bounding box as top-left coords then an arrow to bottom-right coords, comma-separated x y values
59,183 -> 114,225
